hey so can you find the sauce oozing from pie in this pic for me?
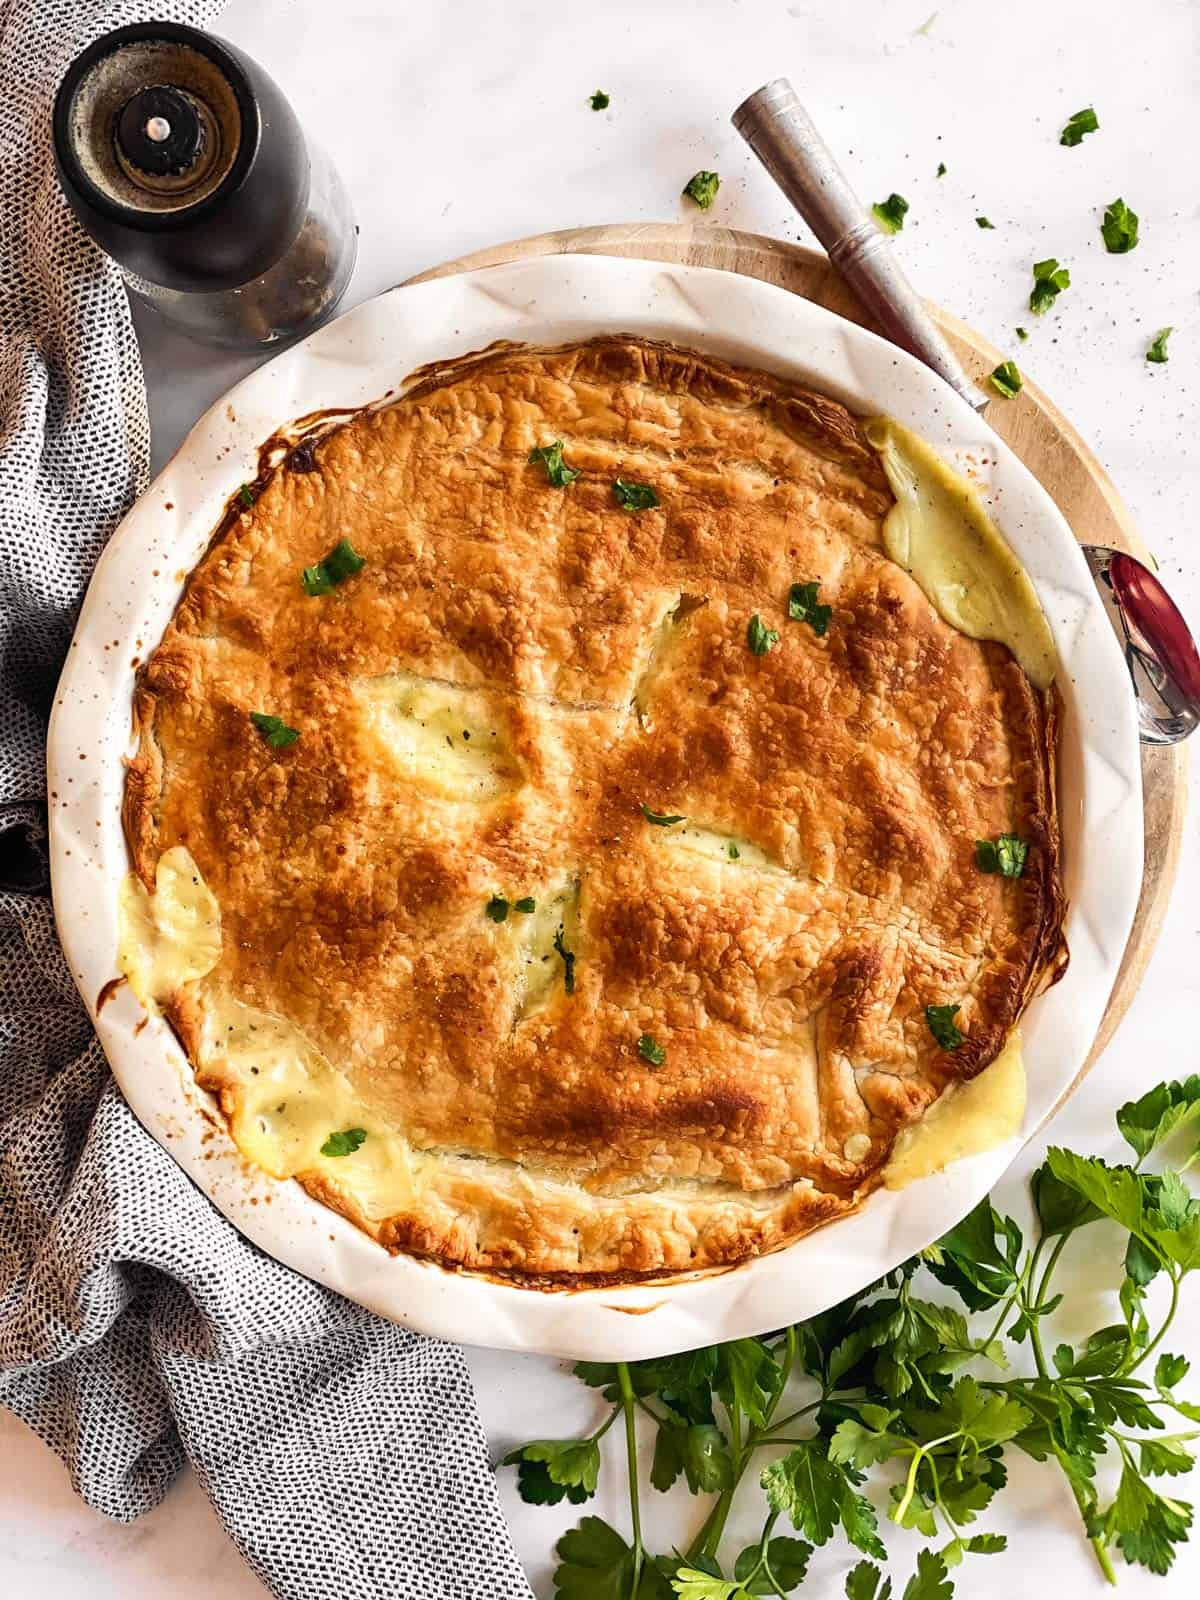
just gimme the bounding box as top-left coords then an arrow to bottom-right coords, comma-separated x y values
865,417 -> 1058,691
882,1029 -> 1026,1189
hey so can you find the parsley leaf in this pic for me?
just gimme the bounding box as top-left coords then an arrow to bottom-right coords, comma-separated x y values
733,1536 -> 811,1595
1117,1077 -> 1200,1161
936,162 -> 947,178
638,1034 -> 667,1067
553,1517 -> 635,1600
652,1416 -> 733,1495
921,1375 -> 1032,1447
872,193 -> 909,234
987,361 -> 1023,399
975,833 -> 1028,877
486,895 -> 510,923
788,581 -> 833,636
1016,326 -> 1029,341
901,1549 -> 952,1600
925,1003 -> 963,1050
514,896 -> 536,913
1146,327 -> 1173,364
554,927 -> 576,995
237,484 -> 255,509
1102,198 -> 1139,253
249,711 -> 300,748
975,216 -> 995,229
727,841 -> 741,860
504,1438 -> 601,1502
762,1439 -> 885,1557
683,171 -> 721,210
589,90 -> 610,111
845,1564 -> 891,1600
614,479 -> 660,511
300,536 -> 366,595
1046,1149 -> 1145,1235
1060,107 -> 1100,146
320,1127 -> 367,1157
641,804 -> 684,826
747,615 -> 780,655
1032,1159 -> 1102,1236
529,440 -> 580,487
1029,258 -> 1070,315
927,1196 -> 1022,1309
1105,1459 -> 1194,1573
717,1339 -> 784,1428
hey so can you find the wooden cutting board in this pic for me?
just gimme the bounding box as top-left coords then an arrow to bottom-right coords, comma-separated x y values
407,222 -> 1188,1066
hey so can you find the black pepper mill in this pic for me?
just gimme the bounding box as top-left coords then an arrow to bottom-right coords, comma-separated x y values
53,22 -> 357,350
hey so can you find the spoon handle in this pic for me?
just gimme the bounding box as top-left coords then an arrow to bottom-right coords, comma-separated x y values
732,78 -> 985,413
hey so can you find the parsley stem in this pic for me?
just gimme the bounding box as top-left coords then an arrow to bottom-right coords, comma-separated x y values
1035,1231 -> 1071,1311
1129,1267 -> 1181,1376
760,1400 -> 821,1436
892,1432 -> 959,1526
615,1363 -> 644,1598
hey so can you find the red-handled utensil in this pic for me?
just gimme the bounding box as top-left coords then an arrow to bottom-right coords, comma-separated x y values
1084,547 -> 1200,745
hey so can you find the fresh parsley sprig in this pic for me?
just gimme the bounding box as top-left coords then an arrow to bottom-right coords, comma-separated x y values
505,1078 -> 1200,1598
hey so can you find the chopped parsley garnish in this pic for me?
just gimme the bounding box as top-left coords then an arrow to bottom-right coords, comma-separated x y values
249,711 -> 299,748
640,804 -> 684,826
237,485 -> 255,509
1029,258 -> 1070,315
321,1127 -> 367,1158
1060,106 -> 1099,147
1146,327 -> 1173,364
488,894 -> 536,921
683,170 -> 720,210
976,833 -> 1029,877
1016,326 -> 1029,341
301,537 -> 366,595
528,439 -> 580,487
589,90 -> 610,111
727,841 -> 741,860
936,161 -> 947,178
871,193 -> 909,234
975,215 -> 995,229
925,1003 -> 964,1050
1101,198 -> 1139,254
747,614 -> 780,655
787,581 -> 832,637
637,1033 -> 666,1067
553,926 -> 576,994
613,478 -> 659,511
988,361 -> 1023,399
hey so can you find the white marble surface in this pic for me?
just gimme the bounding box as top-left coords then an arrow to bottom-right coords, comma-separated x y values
4,0 -> 1198,1594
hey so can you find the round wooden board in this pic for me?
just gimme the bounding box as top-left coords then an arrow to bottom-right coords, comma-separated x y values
406,222 -> 1188,1068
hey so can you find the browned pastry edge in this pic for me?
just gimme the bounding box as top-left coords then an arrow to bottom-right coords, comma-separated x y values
124,334 -> 1067,1287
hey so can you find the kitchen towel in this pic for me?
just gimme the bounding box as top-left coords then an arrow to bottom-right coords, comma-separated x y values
0,5 -> 532,1597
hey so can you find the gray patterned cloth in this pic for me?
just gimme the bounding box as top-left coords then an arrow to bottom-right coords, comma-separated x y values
0,6 -> 531,1597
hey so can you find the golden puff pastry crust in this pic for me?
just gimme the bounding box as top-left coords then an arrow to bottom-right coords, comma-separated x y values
124,336 -> 1065,1285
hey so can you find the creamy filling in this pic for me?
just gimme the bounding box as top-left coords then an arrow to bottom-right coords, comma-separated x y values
882,1030 -> 1026,1190
865,416 -> 1058,690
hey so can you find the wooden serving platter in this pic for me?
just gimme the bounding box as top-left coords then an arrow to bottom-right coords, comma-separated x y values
406,221 -> 1187,1067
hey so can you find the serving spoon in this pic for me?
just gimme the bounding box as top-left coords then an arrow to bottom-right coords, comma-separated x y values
733,78 -> 1199,746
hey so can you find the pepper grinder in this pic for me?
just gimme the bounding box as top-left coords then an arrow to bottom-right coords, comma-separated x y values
53,21 -> 357,350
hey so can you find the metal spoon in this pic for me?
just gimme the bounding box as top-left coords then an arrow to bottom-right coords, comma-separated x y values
732,77 -> 1200,745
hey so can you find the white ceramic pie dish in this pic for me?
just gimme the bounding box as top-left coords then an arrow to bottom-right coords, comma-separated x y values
47,253 -> 1142,1359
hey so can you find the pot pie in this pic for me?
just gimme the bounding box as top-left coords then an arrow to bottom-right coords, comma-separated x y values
120,336 -> 1066,1285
